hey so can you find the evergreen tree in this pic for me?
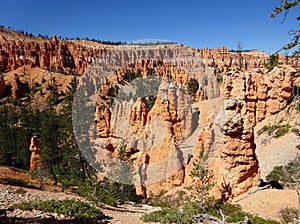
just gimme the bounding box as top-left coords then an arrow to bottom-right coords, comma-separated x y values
58,76 -> 93,189
187,144 -> 215,212
39,80 -> 61,185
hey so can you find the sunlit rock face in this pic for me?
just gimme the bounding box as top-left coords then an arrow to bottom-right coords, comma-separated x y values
29,135 -> 41,172
212,65 -> 296,198
0,32 -> 105,74
73,43 -> 297,199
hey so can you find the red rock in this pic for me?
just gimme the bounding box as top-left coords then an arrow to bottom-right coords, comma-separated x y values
29,135 -> 41,172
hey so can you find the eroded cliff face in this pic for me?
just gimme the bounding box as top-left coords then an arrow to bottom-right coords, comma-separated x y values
92,77 -> 196,196
0,29 -> 106,74
90,64 -> 297,199
209,66 -> 296,198
2,28 -> 298,199
196,47 -> 298,71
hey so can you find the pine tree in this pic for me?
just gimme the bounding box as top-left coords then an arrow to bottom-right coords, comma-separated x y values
39,80 -> 61,185
187,144 -> 214,212
58,76 -> 93,189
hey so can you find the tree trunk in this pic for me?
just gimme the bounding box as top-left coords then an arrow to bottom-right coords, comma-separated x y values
49,166 -> 57,185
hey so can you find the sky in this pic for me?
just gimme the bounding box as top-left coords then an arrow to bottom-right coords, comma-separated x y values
0,0 -> 299,53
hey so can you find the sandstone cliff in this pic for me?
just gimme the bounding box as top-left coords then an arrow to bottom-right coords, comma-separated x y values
0,28 -> 106,75
1,27 -> 299,200
88,63 -> 297,199
204,65 -> 296,198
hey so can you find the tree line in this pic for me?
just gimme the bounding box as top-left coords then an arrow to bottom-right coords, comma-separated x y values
0,77 -> 92,188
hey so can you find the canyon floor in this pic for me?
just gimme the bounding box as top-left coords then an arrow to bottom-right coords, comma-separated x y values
0,166 -> 298,223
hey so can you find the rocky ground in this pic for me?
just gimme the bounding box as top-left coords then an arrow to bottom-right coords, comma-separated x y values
0,166 -> 159,224
0,183 -> 160,224
1,183 -> 298,224
0,166 -> 298,223
234,188 -> 298,222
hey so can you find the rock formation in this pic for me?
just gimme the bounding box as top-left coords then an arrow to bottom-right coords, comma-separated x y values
196,46 -> 298,71
0,28 -> 106,75
90,76 -> 197,196
2,27 -> 299,200
29,135 -> 41,172
95,107 -> 111,138
11,73 -> 28,98
91,65 -> 297,198
213,65 -> 296,198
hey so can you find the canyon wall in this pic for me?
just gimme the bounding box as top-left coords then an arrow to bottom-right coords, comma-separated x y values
88,63 -> 297,198
1,27 -> 298,79
0,31 -> 106,74
204,65 -> 297,198
1,28 -> 299,199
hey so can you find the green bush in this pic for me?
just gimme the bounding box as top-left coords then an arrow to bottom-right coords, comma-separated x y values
249,215 -> 280,224
12,199 -> 105,223
257,125 -> 272,136
79,177 -> 142,207
265,54 -> 279,71
257,124 -> 291,138
143,201 -> 280,223
266,165 -> 285,182
266,157 -> 300,187
280,208 -> 298,223
142,208 -> 190,224
186,78 -> 199,98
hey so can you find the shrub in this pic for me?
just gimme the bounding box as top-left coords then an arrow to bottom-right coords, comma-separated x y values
280,208 -> 298,223
249,215 -> 280,224
265,54 -> 279,71
14,187 -> 27,195
142,208 -> 190,224
257,124 -> 290,138
143,201 -> 280,223
257,125 -> 272,136
266,157 -> 300,187
12,199 -> 105,223
186,78 -> 199,98
187,145 -> 214,212
79,177 -> 142,207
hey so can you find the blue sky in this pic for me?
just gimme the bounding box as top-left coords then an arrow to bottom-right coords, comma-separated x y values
0,0 -> 299,53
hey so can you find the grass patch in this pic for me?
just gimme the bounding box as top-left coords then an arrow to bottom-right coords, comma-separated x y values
12,199 -> 105,223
